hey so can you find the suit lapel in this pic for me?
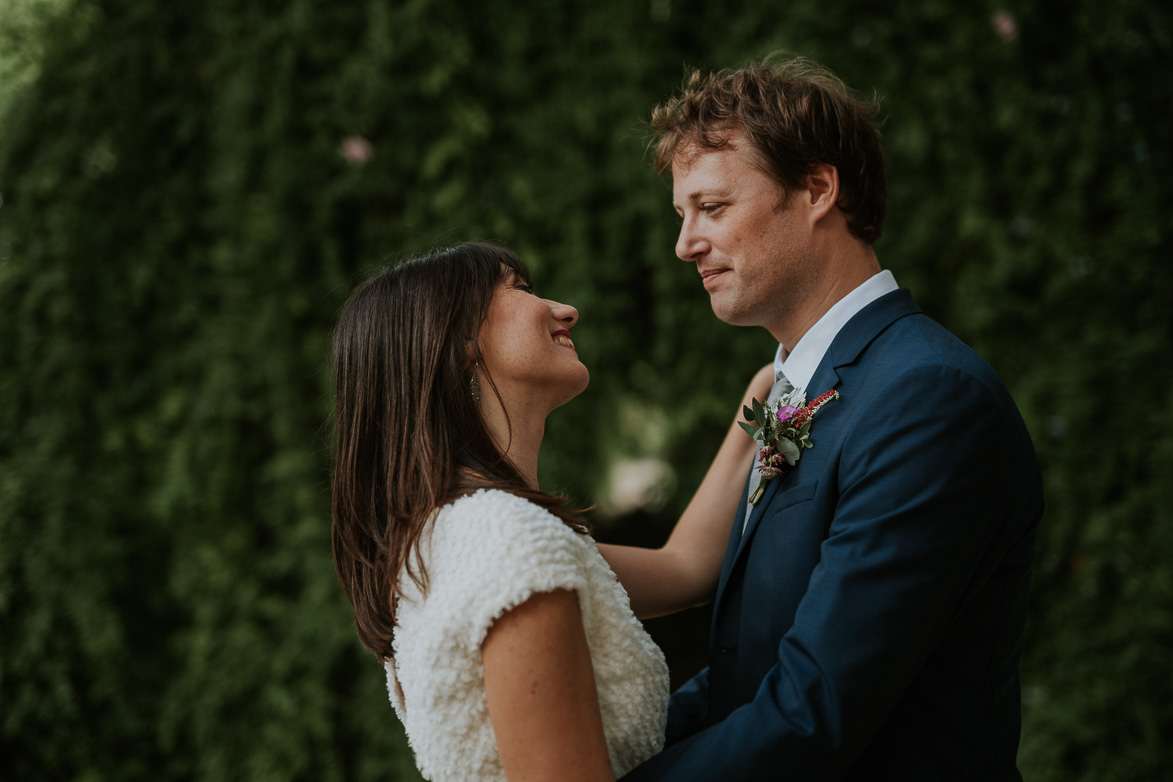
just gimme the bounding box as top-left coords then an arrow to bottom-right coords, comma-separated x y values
712,289 -> 922,613
822,288 -> 921,372
735,469 -> 785,559
714,474 -> 752,610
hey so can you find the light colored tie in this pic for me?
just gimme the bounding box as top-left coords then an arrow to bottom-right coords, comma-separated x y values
744,371 -> 794,530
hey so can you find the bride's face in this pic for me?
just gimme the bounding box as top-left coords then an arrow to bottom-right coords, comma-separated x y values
477,270 -> 589,412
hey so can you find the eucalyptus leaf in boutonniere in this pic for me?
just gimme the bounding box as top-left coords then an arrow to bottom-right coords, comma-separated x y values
739,387 -> 840,505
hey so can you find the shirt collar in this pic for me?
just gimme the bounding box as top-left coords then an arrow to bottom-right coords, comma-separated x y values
774,270 -> 899,392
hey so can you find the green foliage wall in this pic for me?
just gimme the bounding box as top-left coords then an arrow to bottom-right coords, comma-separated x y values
1,0 -> 1169,780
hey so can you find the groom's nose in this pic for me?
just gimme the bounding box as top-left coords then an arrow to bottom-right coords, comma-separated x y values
675,218 -> 709,262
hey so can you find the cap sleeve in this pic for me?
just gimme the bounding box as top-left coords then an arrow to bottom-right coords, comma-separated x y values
425,489 -> 591,652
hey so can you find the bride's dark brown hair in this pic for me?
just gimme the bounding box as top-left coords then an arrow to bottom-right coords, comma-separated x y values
330,241 -> 584,660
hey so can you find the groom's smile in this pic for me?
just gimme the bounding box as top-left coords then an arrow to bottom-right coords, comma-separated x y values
699,266 -> 729,290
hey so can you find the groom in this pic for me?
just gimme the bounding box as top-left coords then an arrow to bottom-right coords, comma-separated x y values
625,56 -> 1043,780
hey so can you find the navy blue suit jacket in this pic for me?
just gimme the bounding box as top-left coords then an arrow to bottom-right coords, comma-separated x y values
625,289 -> 1043,781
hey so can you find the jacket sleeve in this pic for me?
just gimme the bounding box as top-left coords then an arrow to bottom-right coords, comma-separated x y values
663,666 -> 710,747
623,365 -> 1040,780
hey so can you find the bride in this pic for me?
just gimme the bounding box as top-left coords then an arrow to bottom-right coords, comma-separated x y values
330,241 -> 770,780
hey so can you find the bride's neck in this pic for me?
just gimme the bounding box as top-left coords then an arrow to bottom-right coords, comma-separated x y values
481,400 -> 546,489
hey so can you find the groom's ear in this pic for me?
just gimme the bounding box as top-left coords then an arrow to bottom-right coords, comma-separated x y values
803,163 -> 840,223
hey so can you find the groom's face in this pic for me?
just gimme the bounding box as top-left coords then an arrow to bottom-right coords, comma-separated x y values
671,132 -> 819,341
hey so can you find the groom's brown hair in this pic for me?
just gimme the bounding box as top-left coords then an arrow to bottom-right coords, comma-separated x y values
650,53 -> 887,245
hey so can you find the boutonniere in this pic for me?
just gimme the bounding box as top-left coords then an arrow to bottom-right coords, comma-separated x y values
739,388 -> 840,505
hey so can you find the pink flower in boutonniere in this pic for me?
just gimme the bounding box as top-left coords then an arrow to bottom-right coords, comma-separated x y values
775,404 -> 799,423
739,388 -> 840,505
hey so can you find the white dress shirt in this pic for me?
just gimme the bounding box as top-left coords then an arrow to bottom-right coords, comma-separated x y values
774,270 -> 899,392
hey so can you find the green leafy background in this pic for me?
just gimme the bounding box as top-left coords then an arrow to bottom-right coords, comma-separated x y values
1,1 -> 1169,779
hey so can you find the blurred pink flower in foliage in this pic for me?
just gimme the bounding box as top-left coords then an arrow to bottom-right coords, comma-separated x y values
992,10 -> 1018,42
341,136 -> 374,166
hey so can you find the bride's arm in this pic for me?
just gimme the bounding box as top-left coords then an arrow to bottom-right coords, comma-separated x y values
483,588 -> 615,782
598,364 -> 774,619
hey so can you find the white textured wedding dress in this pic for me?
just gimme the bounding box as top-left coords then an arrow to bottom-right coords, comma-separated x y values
385,489 -> 669,780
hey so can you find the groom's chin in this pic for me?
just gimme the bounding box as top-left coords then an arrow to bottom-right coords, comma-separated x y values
708,300 -> 755,329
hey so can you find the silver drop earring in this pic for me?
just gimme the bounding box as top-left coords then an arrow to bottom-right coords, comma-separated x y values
470,361 -> 481,403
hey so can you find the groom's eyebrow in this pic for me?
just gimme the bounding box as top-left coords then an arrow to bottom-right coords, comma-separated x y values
683,187 -> 732,203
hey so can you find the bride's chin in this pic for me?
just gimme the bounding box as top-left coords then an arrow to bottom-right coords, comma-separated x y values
572,366 -> 590,396
553,369 -> 590,409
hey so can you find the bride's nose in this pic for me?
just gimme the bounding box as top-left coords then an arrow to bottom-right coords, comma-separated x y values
547,299 -> 579,328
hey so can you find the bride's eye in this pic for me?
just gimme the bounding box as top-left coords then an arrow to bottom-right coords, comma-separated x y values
514,282 -> 535,295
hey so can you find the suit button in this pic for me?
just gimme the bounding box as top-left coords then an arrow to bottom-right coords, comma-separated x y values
718,645 -> 736,654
